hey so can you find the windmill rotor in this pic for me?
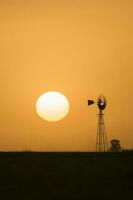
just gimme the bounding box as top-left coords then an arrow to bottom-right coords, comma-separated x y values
97,95 -> 107,111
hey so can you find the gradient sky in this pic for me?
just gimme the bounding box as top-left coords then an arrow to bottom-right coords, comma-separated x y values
0,0 -> 132,151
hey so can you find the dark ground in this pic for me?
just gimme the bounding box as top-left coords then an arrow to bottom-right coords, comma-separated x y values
0,152 -> 133,200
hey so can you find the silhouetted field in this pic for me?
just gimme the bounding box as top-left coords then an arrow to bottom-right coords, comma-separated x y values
0,152 -> 133,199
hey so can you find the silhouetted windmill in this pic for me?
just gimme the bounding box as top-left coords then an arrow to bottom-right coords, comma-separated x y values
88,95 -> 108,152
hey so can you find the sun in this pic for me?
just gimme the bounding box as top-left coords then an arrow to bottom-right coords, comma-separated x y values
36,91 -> 69,122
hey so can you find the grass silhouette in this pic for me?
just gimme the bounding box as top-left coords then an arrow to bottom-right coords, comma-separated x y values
0,152 -> 132,199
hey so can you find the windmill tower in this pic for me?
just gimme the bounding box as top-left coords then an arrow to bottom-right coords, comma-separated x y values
88,95 -> 108,152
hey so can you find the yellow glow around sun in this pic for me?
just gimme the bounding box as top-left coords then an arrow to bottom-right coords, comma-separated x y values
36,91 -> 69,122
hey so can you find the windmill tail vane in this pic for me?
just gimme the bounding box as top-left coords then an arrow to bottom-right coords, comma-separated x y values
88,100 -> 94,106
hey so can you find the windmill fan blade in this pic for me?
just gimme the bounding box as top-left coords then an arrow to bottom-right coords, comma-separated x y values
88,100 -> 94,106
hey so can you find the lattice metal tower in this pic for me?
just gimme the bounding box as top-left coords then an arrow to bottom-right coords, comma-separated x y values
87,96 -> 108,152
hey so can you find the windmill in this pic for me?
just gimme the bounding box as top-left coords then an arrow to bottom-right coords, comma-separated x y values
88,95 -> 108,152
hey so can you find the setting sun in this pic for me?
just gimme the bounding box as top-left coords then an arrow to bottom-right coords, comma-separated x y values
36,91 -> 69,122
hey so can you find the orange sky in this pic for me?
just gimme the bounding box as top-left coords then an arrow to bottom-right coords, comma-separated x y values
0,0 -> 132,151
